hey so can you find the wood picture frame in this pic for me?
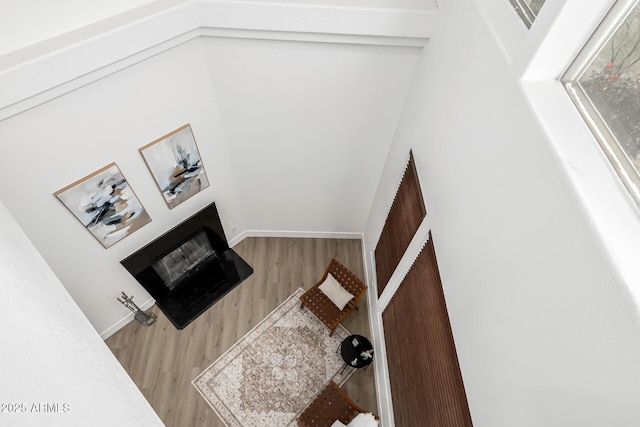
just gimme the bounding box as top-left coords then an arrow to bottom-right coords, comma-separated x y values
139,124 -> 209,209
54,163 -> 151,248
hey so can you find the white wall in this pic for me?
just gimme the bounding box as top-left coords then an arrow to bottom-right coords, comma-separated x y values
364,0 -> 640,425
0,200 -> 162,426
203,37 -> 420,238
0,32 -> 420,337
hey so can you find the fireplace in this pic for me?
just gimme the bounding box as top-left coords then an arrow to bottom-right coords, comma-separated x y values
120,202 -> 253,329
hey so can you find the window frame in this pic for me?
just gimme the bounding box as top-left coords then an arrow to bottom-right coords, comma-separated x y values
509,0 -> 546,28
562,0 -> 640,206
509,0 -> 538,27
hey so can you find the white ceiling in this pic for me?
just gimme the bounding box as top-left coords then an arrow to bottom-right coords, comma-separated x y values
0,0 -> 176,56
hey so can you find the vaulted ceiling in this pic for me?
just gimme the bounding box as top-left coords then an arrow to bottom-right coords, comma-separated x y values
0,0 -> 438,121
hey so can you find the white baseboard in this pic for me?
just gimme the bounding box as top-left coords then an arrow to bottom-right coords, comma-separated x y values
228,229 -> 364,247
100,297 -> 156,340
364,249 -> 395,427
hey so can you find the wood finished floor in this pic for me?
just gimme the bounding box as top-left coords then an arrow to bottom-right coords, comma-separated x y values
105,237 -> 378,427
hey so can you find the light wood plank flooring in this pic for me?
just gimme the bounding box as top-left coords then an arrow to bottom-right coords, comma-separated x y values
106,237 -> 378,427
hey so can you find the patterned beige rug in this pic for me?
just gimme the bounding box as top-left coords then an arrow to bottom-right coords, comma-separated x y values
192,288 -> 353,427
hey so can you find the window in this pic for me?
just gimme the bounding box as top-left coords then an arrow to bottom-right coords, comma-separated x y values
563,0 -> 640,204
510,0 -> 546,27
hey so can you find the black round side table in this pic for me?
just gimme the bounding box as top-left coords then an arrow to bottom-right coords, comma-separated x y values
339,334 -> 374,373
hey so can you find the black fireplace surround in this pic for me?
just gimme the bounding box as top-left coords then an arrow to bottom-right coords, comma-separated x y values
120,202 -> 253,329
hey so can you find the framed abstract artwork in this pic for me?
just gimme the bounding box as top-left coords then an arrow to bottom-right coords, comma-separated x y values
139,124 -> 209,209
54,163 -> 151,248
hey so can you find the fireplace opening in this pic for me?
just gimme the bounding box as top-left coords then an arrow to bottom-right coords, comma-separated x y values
152,230 -> 217,291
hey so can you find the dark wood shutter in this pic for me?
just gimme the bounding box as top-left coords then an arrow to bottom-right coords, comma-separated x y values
375,151 -> 426,296
382,236 -> 473,426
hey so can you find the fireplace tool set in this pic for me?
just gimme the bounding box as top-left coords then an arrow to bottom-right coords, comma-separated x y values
117,291 -> 157,326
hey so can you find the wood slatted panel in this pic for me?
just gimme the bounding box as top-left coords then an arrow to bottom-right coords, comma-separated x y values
383,237 -> 473,426
375,151 -> 426,296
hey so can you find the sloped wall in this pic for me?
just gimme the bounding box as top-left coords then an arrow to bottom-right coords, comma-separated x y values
0,200 -> 163,426
364,0 -> 640,425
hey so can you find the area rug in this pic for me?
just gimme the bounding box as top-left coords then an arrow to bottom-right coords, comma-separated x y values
192,288 -> 354,427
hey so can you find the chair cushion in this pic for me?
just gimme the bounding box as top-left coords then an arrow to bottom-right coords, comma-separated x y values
318,273 -> 354,310
348,413 -> 379,427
